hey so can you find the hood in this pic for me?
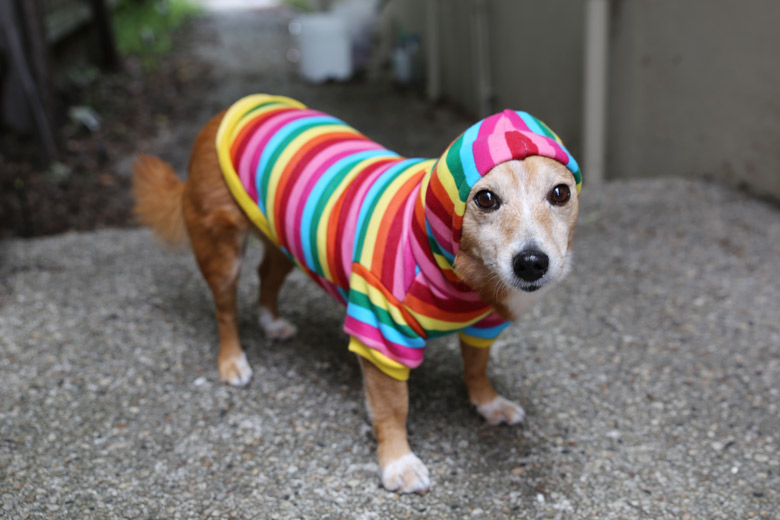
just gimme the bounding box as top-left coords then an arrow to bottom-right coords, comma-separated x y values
423,109 -> 581,276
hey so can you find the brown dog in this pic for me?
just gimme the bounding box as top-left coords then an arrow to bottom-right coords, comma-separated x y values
133,97 -> 580,492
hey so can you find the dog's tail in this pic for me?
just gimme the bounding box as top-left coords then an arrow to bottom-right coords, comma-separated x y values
132,154 -> 188,247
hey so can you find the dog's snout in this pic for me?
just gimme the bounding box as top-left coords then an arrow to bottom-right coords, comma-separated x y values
513,249 -> 549,283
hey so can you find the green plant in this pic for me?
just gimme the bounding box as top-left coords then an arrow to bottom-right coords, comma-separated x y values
113,0 -> 201,68
282,0 -> 313,12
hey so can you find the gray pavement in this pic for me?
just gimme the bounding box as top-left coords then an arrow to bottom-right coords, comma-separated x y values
3,178 -> 780,519
3,6 -> 780,520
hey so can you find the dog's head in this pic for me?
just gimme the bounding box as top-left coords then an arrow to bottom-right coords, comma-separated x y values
423,109 -> 580,320
454,156 -> 579,319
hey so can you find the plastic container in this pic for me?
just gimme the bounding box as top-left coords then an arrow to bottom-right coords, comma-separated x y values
291,14 -> 352,83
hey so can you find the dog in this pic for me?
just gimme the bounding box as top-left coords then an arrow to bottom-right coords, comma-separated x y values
132,94 -> 581,493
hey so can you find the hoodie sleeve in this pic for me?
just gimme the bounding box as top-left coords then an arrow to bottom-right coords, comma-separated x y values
344,264 -> 426,381
458,312 -> 511,348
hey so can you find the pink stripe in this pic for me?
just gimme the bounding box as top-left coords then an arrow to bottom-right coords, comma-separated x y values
339,163 -> 393,276
530,134 -> 561,162
282,140 -> 378,262
473,115 -> 499,174
237,110 -> 319,201
543,135 -> 571,164
344,317 -> 424,368
409,236 -> 455,297
391,191 -> 419,299
426,208 -> 454,255
483,133 -> 513,174
502,109 -> 531,132
315,274 -> 348,305
471,311 -> 503,328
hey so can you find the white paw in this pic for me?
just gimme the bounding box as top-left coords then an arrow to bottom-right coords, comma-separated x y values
381,453 -> 431,494
476,395 -> 525,425
259,308 -> 297,340
219,352 -> 253,387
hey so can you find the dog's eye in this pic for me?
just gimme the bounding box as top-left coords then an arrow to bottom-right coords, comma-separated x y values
548,184 -> 571,206
474,190 -> 500,210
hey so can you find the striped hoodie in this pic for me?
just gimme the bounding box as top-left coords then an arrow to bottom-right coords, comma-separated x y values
216,94 -> 581,380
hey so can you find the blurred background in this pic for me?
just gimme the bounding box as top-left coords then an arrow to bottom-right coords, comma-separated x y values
2,0 -> 780,238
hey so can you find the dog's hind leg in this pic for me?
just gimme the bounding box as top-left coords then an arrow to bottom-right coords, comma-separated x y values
257,236 -> 297,340
460,341 -> 525,425
186,203 -> 252,387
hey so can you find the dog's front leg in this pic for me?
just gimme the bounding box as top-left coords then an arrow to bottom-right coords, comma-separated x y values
460,341 -> 525,425
358,355 -> 430,493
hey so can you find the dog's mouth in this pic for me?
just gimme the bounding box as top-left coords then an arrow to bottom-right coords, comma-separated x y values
520,283 -> 542,292
510,277 -> 547,293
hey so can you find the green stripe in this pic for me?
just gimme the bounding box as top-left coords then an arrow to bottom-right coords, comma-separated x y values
259,121 -> 342,212
353,160 -> 423,261
307,156 -> 365,274
534,117 -> 559,141
444,134 -> 469,202
245,100 -> 285,118
348,290 -> 419,339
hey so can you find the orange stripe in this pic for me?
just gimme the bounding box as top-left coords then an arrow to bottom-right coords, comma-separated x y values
327,189 -> 349,288
370,172 -> 420,276
272,130 -> 360,225
352,264 -> 426,338
404,291 -> 487,323
229,106 -> 293,164
429,171 -> 455,216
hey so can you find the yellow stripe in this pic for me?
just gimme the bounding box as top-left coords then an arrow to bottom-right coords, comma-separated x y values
352,271 -> 411,328
458,331 -> 495,348
358,166 -> 417,265
316,156 -> 387,280
264,123 -> 348,241
435,158 -> 461,206
348,337 -> 410,381
408,307 -> 491,334
418,168 -> 431,206
216,95 -> 306,238
432,250 -> 454,273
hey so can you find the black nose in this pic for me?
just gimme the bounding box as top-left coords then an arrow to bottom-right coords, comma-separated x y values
513,249 -> 549,282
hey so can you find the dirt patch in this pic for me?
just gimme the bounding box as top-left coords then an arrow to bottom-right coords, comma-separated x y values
0,18 -> 216,238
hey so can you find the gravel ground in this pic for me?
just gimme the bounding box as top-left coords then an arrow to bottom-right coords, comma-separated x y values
2,177 -> 779,519
2,6 -> 780,520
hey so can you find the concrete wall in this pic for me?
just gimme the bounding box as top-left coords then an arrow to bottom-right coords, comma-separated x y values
608,0 -> 780,201
391,0 -> 584,156
487,0 -> 584,157
389,0 -> 780,202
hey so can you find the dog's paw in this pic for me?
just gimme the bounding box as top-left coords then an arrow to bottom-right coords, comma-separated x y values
476,395 -> 525,425
219,352 -> 253,387
259,308 -> 297,341
381,453 -> 431,494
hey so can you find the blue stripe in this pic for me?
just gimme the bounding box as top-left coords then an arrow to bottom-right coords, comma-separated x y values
346,305 -> 425,348
460,321 -> 510,339
426,220 -> 455,262
458,122 -> 482,193
517,111 -> 581,181
517,112 -> 545,137
298,150 -> 390,270
352,158 -> 423,257
255,115 -> 341,215
566,155 -> 581,180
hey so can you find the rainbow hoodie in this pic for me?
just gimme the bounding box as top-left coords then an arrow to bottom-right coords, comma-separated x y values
216,94 -> 581,381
